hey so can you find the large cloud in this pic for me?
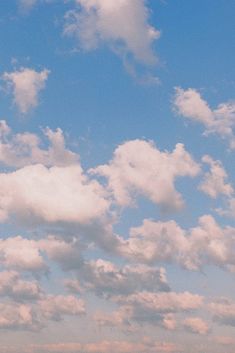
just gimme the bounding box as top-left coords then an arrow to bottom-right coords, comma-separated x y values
66,260 -> 170,297
174,87 -> 235,148
64,0 -> 160,65
0,164 -> 109,225
2,68 -> 50,114
113,291 -> 203,325
119,214 -> 235,271
91,140 -> 200,212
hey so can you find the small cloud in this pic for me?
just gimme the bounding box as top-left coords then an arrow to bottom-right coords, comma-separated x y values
2,67 -> 50,114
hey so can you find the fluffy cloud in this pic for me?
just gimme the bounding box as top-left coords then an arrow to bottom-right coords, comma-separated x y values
0,302 -> 38,330
39,295 -> 85,320
91,140 -> 200,211
0,121 -> 79,168
174,87 -> 235,148
0,293 -> 85,331
0,164 -> 109,225
0,236 -> 84,274
64,0 -> 160,65
114,291 -> 203,324
0,236 -> 46,273
67,260 -> 169,297
210,298 -> 235,326
3,68 -> 50,114
0,271 -> 42,301
120,214 -> 235,271
183,317 -> 209,335
199,155 -> 233,198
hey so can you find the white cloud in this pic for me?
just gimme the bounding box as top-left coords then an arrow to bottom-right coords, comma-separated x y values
120,214 -> 235,271
183,317 -> 209,335
199,155 -> 233,198
0,163 -> 109,225
114,291 -> 203,324
210,298 -> 235,327
0,302 -> 38,330
0,236 -> 84,274
64,0 -> 160,65
39,295 -> 85,320
70,260 -> 170,297
173,87 -> 235,148
91,140 -> 200,212
0,271 -> 42,301
3,68 -> 50,114
0,236 -> 47,273
0,121 -> 79,168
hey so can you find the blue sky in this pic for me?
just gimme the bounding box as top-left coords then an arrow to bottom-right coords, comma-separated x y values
0,1 -> 235,353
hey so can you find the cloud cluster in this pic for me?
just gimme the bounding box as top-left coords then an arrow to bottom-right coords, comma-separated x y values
0,122 -> 234,344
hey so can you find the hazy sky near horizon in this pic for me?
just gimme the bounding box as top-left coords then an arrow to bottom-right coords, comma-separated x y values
0,1 -> 235,353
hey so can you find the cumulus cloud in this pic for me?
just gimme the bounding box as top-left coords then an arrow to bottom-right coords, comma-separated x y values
39,295 -> 85,320
183,317 -> 209,335
67,260 -> 170,297
2,67 -> 50,114
0,271 -> 42,301
91,140 -> 200,212
0,236 -> 84,274
0,164 -> 109,225
119,214 -> 235,271
0,293 -> 85,332
210,298 -> 235,327
0,302 -> 39,330
0,236 -> 47,273
173,87 -> 235,148
0,121 -> 79,168
199,155 -> 233,198
64,0 -> 160,66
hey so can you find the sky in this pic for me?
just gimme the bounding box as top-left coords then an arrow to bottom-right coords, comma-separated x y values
0,1 -> 235,353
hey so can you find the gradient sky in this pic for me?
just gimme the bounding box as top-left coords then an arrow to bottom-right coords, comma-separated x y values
0,1 -> 235,353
